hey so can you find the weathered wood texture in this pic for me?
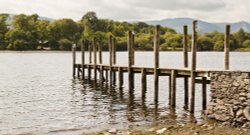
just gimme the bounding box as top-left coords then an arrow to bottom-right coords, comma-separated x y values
224,25 -> 230,70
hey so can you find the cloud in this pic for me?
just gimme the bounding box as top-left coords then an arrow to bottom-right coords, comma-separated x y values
126,0 -> 226,11
0,0 -> 249,22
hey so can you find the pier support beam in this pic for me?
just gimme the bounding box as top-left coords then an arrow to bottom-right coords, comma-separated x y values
88,44 -> 92,80
224,25 -> 230,70
81,40 -> 85,79
109,35 -> 113,86
112,37 -> 116,84
93,38 -> 97,81
141,68 -> 147,101
170,70 -> 177,108
72,44 -> 76,77
128,31 -> 134,93
154,25 -> 160,103
202,77 -> 207,110
118,67 -> 123,87
190,20 -> 197,114
168,75 -> 171,105
183,25 -> 189,109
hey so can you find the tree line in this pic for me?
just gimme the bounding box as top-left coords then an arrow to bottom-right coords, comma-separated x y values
0,12 -> 250,51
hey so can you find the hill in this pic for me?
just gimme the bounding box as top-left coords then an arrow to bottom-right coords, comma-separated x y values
146,18 -> 250,33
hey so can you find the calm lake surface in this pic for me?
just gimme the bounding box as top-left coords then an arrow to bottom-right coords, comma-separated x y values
0,51 -> 249,135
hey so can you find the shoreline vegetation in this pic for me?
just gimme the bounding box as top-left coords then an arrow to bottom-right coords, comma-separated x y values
1,12 -> 250,52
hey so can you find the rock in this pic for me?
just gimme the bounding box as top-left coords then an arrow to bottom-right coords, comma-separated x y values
148,128 -> 155,132
242,122 -> 250,128
247,93 -> 250,99
222,122 -> 231,126
240,92 -> 246,97
243,106 -> 250,121
233,81 -> 240,87
206,105 -> 214,114
108,128 -> 117,134
236,109 -> 243,118
240,97 -> 246,101
242,73 -> 250,79
217,99 -> 225,105
156,128 -> 166,135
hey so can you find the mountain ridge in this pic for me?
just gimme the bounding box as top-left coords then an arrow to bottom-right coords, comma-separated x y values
146,18 -> 250,33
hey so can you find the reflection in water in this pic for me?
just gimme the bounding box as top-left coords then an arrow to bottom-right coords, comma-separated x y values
75,77 -> 183,127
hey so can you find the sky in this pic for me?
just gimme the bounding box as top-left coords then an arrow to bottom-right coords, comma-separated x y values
0,0 -> 249,22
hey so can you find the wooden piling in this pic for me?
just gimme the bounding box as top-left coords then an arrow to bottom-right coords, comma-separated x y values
224,25 -> 230,70
93,38 -> 97,81
109,35 -> 113,85
128,31 -> 134,93
99,44 -> 102,64
72,44 -> 76,77
112,37 -> 116,84
190,20 -> 197,114
98,43 -> 104,82
77,65 -> 80,78
131,33 -> 135,65
183,25 -> 189,108
154,25 -> 160,103
81,40 -> 85,79
183,25 -> 188,68
141,68 -> 147,100
100,65 -> 104,86
202,77 -> 207,110
118,67 -> 123,87
88,44 -> 92,80
105,70 -> 108,82
170,70 -> 177,108
168,75 -> 172,105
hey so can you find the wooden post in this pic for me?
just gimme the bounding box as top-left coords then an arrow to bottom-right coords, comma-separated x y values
183,25 -> 188,68
99,44 -> 102,64
77,65 -> 80,78
98,44 -> 104,82
72,44 -> 76,77
168,75 -> 172,105
93,38 -> 97,81
100,65 -> 104,87
190,20 -> 197,114
88,44 -> 92,80
112,37 -> 116,84
118,67 -> 123,87
202,77 -> 207,110
224,25 -> 230,70
141,68 -> 147,101
170,70 -> 177,108
154,25 -> 160,103
131,33 -> 135,65
128,31 -> 134,93
105,70 -> 108,82
109,35 -> 113,85
81,40 -> 85,79
183,25 -> 189,108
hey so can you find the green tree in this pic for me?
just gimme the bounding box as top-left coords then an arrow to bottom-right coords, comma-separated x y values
233,28 -> 247,48
197,36 -> 214,51
49,18 -> 80,49
36,20 -> 50,48
242,39 -> 250,48
0,14 -> 9,49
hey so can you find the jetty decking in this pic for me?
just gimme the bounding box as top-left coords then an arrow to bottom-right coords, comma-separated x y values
72,21 -> 231,114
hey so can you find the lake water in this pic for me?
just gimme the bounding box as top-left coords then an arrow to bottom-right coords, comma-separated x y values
0,51 -> 249,135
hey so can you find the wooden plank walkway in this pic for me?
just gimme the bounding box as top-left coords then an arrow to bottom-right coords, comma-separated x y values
72,21 -> 231,114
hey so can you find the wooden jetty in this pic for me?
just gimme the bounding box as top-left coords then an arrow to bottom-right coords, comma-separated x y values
72,21 -> 231,114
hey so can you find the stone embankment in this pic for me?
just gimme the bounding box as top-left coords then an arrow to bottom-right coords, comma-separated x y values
207,71 -> 250,127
